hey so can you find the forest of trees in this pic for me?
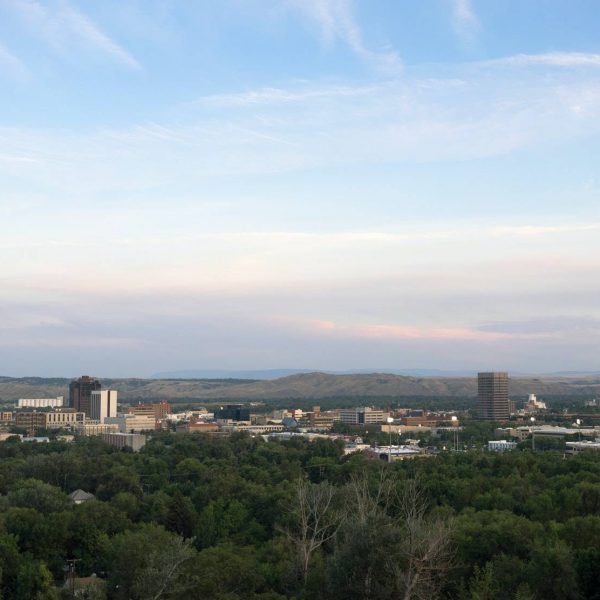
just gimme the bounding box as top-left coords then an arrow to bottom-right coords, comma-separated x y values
0,432 -> 599,599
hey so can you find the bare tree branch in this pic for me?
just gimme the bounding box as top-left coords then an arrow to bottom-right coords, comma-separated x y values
280,477 -> 345,583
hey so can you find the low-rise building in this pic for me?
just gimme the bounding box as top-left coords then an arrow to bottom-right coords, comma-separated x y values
0,412 -> 13,423
215,404 -> 250,421
339,407 -> 388,425
45,410 -> 85,429
306,407 -> 338,430
15,411 -> 46,435
18,396 -> 64,409
495,426 -> 596,442
101,432 -> 146,452
220,423 -> 284,435
75,422 -> 120,436
566,440 -> 600,454
126,401 -> 172,420
105,413 -> 156,433
381,423 -> 433,435
364,445 -> 424,461
16,409 -> 85,435
176,421 -> 220,434
488,440 -> 518,452
524,394 -> 547,413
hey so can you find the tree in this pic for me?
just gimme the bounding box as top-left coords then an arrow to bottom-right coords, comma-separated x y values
280,477 -> 344,583
526,541 -> 579,600
468,563 -> 497,600
329,472 -> 454,600
165,491 -> 197,539
107,525 -> 196,600
7,478 -> 70,513
396,479 -> 455,600
132,536 -> 195,600
190,544 -> 266,599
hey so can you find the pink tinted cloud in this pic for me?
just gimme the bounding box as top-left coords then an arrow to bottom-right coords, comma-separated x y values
274,317 -> 553,342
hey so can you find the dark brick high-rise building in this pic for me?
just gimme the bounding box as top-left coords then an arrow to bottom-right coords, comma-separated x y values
478,372 -> 509,421
69,375 -> 101,417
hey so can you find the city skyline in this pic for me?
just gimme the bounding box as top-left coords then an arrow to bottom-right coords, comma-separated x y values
1,0 -> 599,376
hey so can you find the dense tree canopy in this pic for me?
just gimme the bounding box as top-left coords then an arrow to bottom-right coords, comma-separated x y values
0,432 -> 597,598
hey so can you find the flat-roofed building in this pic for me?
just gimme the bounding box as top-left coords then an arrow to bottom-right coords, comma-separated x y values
339,407 -> 388,425
45,410 -> 85,429
176,421 -> 220,434
75,422 -> 120,436
566,441 -> 600,454
0,412 -> 13,423
488,440 -> 517,452
150,401 -> 171,419
364,445 -> 425,462
215,404 -> 250,421
126,404 -> 154,417
90,390 -> 118,423
69,376 -> 101,416
16,410 -> 84,435
101,432 -> 146,452
478,372 -> 509,421
220,423 -> 284,434
105,413 -> 156,433
15,412 -> 46,435
18,397 -> 64,409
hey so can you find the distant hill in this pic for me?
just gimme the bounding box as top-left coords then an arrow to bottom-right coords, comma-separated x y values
152,369 -> 315,380
152,368 -> 479,379
0,372 -> 599,403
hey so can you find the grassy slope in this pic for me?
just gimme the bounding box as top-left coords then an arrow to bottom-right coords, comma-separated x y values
1,372 -> 599,402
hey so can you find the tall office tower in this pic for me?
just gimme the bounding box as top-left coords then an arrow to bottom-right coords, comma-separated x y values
478,372 -> 509,420
90,390 -> 118,423
69,376 -> 101,417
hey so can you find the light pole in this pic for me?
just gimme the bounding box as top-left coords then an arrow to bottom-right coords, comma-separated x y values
451,415 -> 458,451
386,417 -> 394,463
530,416 -> 535,451
576,418 -> 581,442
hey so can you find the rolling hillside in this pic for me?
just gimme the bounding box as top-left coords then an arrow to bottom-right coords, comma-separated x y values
0,372 -> 599,403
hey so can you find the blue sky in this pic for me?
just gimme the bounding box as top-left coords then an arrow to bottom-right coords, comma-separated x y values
1,0 -> 599,376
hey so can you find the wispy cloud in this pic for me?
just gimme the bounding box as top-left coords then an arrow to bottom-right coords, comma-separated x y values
488,52 -> 600,68
477,316 -> 600,336
58,2 -> 140,69
285,0 -> 401,73
198,83 -> 383,108
277,317 -> 553,342
0,40 -> 28,78
493,224 -> 600,237
2,64 -> 600,190
452,0 -> 480,43
7,0 -> 140,69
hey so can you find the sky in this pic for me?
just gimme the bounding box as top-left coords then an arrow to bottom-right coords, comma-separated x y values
1,0 -> 599,377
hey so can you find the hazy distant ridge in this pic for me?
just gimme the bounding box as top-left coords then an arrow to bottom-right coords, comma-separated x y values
1,372 -> 599,402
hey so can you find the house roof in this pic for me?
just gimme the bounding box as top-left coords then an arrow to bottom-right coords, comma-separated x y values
69,489 -> 95,502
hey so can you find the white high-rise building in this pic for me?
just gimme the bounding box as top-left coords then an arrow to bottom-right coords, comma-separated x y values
90,390 -> 118,423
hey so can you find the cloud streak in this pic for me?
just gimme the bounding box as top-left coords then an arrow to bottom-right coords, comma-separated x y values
452,0 -> 480,43
489,52 -> 600,68
284,318 -> 552,342
58,1 -> 141,69
0,40 -> 28,78
285,0 -> 401,73
2,64 -> 600,193
7,0 -> 140,69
